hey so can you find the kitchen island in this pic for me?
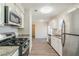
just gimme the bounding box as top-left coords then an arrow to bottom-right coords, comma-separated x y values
0,46 -> 19,56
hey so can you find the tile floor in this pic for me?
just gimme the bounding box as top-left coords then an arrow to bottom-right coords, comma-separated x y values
30,39 -> 58,56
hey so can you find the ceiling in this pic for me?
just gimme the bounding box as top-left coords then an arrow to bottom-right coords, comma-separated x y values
21,3 -> 76,22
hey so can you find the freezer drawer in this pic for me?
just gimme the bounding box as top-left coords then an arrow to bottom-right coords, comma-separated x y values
63,33 -> 79,56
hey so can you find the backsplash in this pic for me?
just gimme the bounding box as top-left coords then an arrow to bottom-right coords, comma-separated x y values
0,26 -> 18,36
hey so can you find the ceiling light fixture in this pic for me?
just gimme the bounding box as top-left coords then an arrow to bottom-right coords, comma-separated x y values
40,6 -> 53,14
39,19 -> 44,22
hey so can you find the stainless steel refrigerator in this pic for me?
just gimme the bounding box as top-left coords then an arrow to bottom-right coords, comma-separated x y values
61,10 -> 79,56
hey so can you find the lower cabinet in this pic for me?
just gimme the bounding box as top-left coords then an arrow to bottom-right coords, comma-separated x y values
51,36 -> 62,56
12,49 -> 19,56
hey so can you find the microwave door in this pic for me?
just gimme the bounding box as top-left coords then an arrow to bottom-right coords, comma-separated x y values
10,12 -> 20,24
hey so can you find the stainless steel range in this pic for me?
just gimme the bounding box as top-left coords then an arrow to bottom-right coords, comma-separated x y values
0,33 -> 29,56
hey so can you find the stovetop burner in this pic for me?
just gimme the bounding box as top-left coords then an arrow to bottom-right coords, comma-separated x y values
0,33 -> 30,56
0,37 -> 28,46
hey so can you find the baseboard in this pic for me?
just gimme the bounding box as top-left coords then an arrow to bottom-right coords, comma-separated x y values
47,42 -> 60,56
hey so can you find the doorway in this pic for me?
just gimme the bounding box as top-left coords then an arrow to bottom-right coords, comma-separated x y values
32,24 -> 35,39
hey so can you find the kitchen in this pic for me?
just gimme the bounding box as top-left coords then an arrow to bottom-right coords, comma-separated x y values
0,3 -> 79,56
0,3 -> 31,56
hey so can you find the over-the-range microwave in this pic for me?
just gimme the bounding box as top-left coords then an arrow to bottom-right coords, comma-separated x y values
4,6 -> 21,26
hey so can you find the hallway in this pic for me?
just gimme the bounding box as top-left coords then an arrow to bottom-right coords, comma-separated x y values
30,39 -> 58,56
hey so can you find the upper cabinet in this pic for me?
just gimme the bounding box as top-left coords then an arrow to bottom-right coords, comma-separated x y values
48,19 -> 60,35
49,19 -> 58,29
6,3 -> 24,28
47,26 -> 53,35
52,19 -> 58,29
13,3 -> 24,28
0,3 -> 24,28
0,3 -> 5,26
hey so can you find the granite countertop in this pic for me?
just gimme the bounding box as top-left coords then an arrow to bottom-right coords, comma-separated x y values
0,46 -> 19,56
52,35 -> 61,39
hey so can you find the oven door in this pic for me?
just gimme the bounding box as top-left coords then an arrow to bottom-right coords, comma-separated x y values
22,41 -> 29,56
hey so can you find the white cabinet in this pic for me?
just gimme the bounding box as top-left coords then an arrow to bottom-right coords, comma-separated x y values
6,3 -> 24,28
0,3 -> 24,28
51,36 -> 62,55
51,19 -> 58,29
0,3 -> 5,26
12,49 -> 19,56
47,26 -> 53,35
14,4 -> 24,28
6,3 -> 17,14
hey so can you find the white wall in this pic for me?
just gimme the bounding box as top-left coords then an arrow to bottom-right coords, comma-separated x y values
18,9 -> 30,34
33,21 -> 47,39
18,8 -> 32,53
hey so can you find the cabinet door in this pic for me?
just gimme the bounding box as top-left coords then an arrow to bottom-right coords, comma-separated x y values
51,19 -> 58,29
12,49 -> 19,56
14,4 -> 24,28
5,3 -> 17,13
5,3 -> 24,28
51,37 -> 62,55
0,4 -> 4,26
58,39 -> 62,55
51,37 -> 55,47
